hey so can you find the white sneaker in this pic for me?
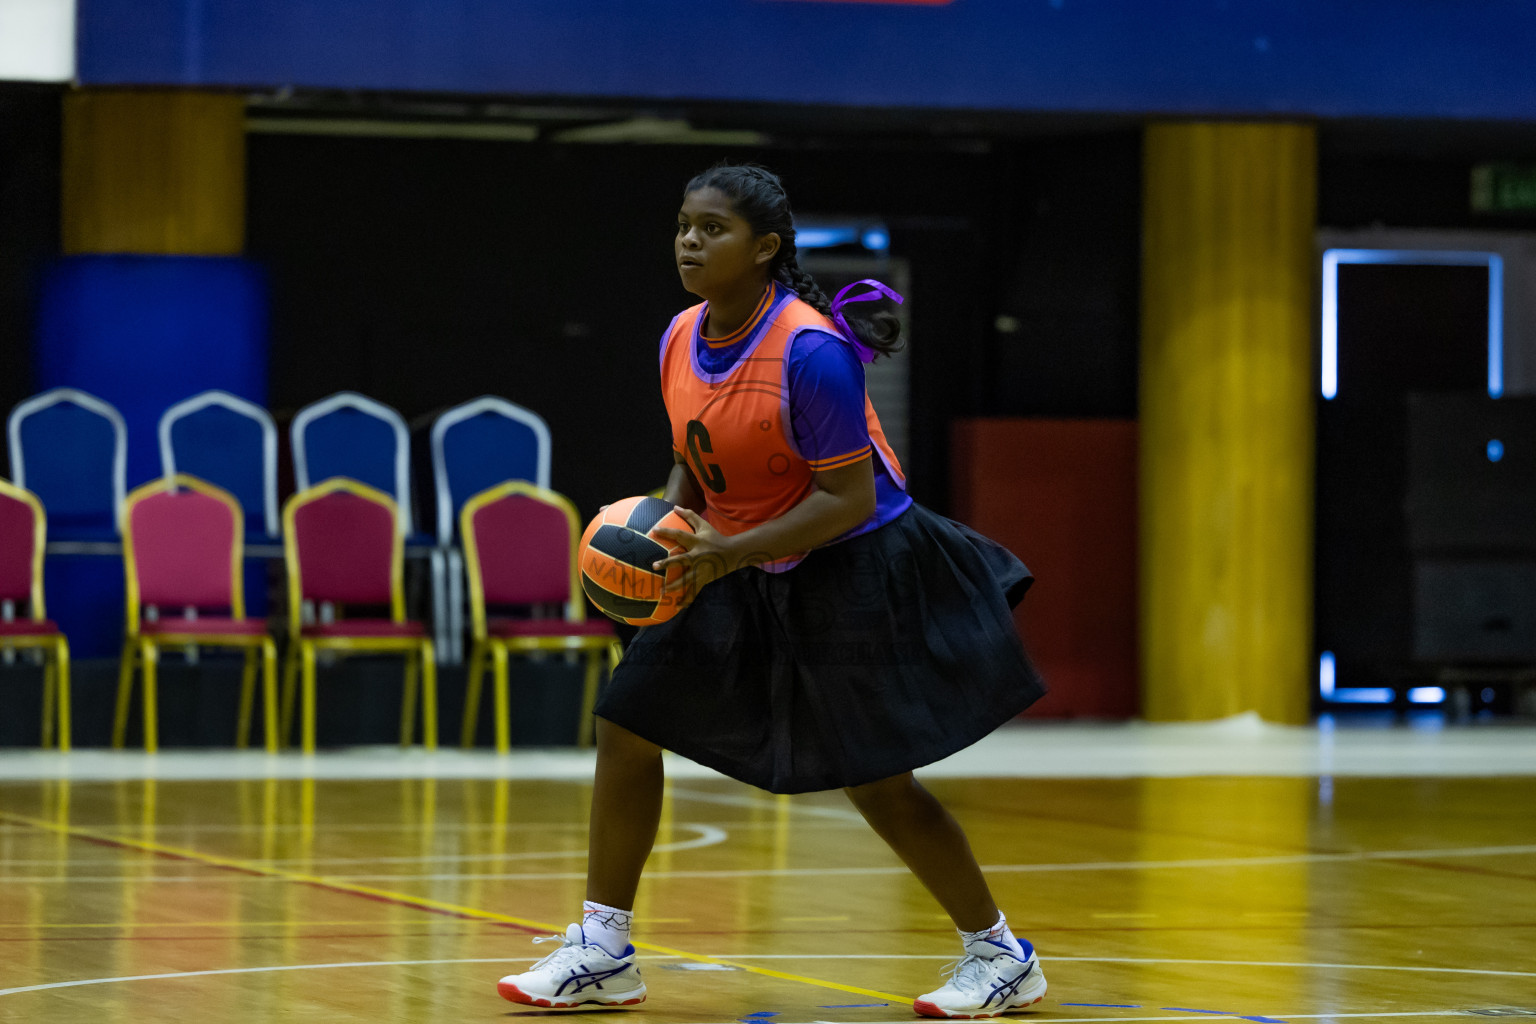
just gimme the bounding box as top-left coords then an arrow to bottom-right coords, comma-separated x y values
497,923 -> 647,1008
913,939 -> 1047,1018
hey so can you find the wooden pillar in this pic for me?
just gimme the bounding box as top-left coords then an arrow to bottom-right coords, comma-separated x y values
1140,122 -> 1316,724
62,89 -> 245,256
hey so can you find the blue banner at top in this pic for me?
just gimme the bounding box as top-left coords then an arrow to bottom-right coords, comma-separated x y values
77,0 -> 1536,121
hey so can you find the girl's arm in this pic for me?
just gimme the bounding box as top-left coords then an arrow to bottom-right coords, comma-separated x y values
653,456 -> 876,596
662,451 -> 708,515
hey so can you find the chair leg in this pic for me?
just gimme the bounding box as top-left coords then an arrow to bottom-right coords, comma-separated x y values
236,649 -> 259,749
260,639 -> 279,755
41,650 -> 56,749
491,643 -> 511,756
53,637 -> 71,754
300,641 -> 318,756
400,651 -> 419,748
448,549 -> 466,664
141,641 -> 160,754
430,549 -> 449,666
280,644 -> 300,745
578,647 -> 603,748
112,640 -> 138,749
420,640 -> 438,753
460,640 -> 486,748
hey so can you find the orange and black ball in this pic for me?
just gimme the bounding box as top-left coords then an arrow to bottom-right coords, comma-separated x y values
578,496 -> 696,626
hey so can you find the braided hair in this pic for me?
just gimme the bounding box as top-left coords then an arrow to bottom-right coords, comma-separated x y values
683,163 -> 904,358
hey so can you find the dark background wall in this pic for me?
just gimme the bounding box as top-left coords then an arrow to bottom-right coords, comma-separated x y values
0,86 -> 61,462
246,127 -> 1143,520
1320,122 -> 1536,230
12,105 -> 1536,516
12,99 -> 1536,505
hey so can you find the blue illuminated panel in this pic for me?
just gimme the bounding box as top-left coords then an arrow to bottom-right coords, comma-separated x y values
797,221 -> 890,253
1328,688 -> 1395,704
1321,249 -> 1503,401
1318,650 -> 1396,705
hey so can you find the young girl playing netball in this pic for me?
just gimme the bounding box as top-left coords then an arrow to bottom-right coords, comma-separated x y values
497,164 -> 1048,1017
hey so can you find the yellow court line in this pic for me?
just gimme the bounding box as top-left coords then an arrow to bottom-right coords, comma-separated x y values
0,811 -> 908,1004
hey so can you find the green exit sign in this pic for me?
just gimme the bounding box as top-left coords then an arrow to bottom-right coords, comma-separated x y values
1472,163 -> 1536,213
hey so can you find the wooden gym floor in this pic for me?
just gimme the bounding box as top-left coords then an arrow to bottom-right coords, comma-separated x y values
1,723 -> 1534,1022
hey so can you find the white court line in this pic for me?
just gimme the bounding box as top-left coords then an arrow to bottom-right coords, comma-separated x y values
3,952 -> 1529,1003
667,787 -> 868,822
0,818 -> 860,838
242,824 -> 727,865
336,842 -> 1536,882
325,841 -> 1536,881
725,955 -> 1536,979
6,842 -> 1534,885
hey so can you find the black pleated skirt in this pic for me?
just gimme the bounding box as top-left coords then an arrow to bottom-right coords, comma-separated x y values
593,502 -> 1047,794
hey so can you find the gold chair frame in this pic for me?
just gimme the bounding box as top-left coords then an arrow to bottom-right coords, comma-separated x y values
0,478 -> 71,751
458,481 -> 621,753
113,474 -> 278,754
280,478 -> 437,755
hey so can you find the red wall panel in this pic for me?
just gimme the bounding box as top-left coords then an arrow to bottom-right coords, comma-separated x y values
950,418 -> 1138,718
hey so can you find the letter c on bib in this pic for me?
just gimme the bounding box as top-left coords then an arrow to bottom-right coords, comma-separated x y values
685,419 -> 727,494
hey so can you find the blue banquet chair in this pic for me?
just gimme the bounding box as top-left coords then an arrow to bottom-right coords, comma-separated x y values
6,388 -> 127,542
291,391 -> 417,536
159,390 -> 280,540
430,396 -> 551,662
291,391 -> 444,656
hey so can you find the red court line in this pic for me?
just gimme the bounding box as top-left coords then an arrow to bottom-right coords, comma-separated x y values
1385,858 -> 1536,883
72,832 -> 269,879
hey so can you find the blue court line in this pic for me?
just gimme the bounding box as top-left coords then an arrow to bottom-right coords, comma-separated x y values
1062,1004 -> 1143,1008
1164,1009 -> 1235,1015
1163,1008 -> 1287,1023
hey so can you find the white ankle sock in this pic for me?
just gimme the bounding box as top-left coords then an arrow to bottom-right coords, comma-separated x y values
581,900 -> 633,957
959,911 -> 1026,958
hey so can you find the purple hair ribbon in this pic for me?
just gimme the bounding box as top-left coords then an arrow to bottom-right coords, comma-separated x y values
829,278 -> 904,364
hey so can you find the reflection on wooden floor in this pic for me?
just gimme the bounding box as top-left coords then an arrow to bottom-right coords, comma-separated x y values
1,774 -> 1534,1022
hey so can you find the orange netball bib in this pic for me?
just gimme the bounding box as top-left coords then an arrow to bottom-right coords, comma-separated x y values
660,293 -> 903,571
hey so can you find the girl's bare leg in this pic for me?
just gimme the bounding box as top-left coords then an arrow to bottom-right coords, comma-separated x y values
845,772 -> 999,932
586,717 -> 665,908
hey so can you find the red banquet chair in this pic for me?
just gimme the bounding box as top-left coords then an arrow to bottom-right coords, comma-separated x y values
459,481 -> 621,753
282,478 -> 437,754
114,474 -> 278,753
0,478 -> 71,750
